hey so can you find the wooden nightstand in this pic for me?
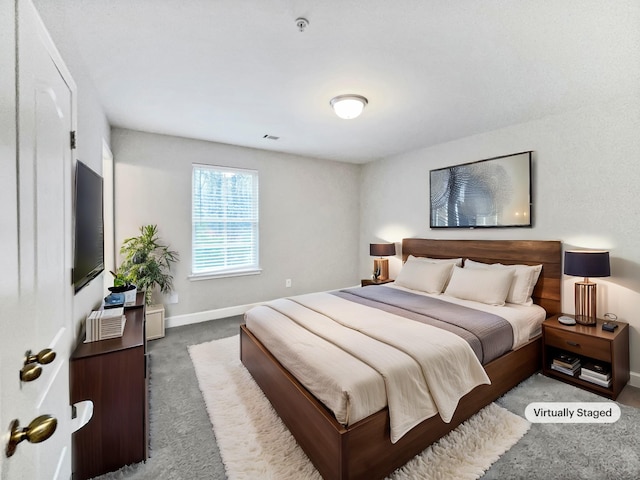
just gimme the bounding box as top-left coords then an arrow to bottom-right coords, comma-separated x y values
361,278 -> 394,287
542,314 -> 630,399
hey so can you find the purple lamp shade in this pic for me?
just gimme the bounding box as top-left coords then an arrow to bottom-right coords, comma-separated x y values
564,251 -> 610,279
370,243 -> 396,257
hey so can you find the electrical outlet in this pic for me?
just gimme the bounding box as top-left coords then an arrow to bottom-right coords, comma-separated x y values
166,292 -> 179,304
285,279 -> 292,288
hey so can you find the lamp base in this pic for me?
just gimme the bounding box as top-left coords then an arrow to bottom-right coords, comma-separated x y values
574,281 -> 597,326
373,258 -> 389,281
574,315 -> 597,326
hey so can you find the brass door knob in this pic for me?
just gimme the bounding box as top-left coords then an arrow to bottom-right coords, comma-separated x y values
5,415 -> 57,458
20,363 -> 42,382
26,348 -> 56,365
19,349 -> 57,383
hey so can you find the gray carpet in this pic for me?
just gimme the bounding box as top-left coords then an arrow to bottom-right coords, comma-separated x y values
94,316 -> 243,480
95,317 -> 640,479
486,374 -> 640,480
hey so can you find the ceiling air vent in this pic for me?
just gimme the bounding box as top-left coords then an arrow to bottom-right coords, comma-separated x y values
262,134 -> 280,141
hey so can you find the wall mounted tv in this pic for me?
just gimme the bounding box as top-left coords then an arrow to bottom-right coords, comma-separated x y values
430,151 -> 532,228
73,160 -> 105,293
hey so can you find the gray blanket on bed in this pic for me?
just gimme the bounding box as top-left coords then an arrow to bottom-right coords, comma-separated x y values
332,285 -> 513,364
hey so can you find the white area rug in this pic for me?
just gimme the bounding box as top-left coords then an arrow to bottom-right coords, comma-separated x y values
189,335 -> 531,480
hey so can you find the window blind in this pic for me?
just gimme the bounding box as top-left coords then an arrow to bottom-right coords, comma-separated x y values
192,164 -> 259,276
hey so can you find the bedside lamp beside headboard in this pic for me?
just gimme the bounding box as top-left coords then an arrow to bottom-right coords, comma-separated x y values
370,243 -> 396,281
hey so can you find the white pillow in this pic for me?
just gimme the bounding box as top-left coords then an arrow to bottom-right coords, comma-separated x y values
394,261 -> 455,294
464,259 -> 542,306
407,255 -> 463,267
444,266 -> 514,306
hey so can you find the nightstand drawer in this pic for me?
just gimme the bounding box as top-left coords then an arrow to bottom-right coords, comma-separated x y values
545,328 -> 610,362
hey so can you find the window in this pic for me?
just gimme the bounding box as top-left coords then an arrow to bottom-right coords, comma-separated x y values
191,164 -> 259,278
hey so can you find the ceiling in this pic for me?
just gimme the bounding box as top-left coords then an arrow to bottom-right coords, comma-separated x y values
36,1 -> 640,163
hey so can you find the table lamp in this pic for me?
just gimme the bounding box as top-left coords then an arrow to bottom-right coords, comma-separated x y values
564,250 -> 610,326
369,243 -> 396,281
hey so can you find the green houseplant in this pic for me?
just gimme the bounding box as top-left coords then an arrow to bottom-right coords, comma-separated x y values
109,270 -> 133,289
107,270 -> 137,305
116,225 -> 179,305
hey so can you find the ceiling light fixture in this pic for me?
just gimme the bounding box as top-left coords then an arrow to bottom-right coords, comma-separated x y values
330,94 -> 368,120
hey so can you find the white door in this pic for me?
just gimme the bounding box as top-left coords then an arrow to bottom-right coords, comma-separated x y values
1,1 -> 76,479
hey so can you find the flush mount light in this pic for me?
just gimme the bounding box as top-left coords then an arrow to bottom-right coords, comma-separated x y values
330,94 -> 368,120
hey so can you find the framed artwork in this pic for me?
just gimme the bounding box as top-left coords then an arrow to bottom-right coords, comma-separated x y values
430,151 -> 532,228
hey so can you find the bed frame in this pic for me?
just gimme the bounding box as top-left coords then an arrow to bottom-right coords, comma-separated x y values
240,239 -> 562,480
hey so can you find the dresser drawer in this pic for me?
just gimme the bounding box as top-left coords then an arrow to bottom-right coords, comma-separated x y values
545,328 -> 610,362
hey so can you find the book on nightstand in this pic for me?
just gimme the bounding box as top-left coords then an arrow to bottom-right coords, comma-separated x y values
551,353 -> 581,376
580,362 -> 611,383
551,363 -> 579,376
578,373 -> 612,388
553,353 -> 580,369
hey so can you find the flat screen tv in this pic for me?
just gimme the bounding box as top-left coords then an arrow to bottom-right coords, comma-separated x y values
429,151 -> 532,229
73,160 -> 105,293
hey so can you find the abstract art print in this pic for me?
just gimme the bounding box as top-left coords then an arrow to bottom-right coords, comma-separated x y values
430,151 -> 532,228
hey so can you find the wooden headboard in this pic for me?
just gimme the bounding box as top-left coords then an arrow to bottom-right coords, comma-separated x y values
402,238 -> 562,317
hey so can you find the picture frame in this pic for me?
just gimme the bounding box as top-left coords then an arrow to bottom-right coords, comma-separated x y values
430,151 -> 532,228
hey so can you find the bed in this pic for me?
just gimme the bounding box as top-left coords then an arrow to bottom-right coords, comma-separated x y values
240,238 -> 562,479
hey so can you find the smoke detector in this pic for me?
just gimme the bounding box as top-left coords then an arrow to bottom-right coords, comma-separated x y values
296,17 -> 309,32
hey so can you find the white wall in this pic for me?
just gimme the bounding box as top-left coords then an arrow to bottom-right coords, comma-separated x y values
111,128 -> 361,319
360,94 -> 640,379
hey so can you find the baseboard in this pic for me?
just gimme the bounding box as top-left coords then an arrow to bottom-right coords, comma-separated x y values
629,370 -> 640,389
165,302 -> 261,329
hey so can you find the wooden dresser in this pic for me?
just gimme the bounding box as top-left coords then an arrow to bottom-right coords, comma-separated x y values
69,304 -> 149,480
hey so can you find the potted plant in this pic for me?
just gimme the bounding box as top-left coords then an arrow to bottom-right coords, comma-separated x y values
108,270 -> 137,306
115,225 -> 179,306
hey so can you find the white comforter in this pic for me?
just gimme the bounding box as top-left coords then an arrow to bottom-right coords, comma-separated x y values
246,292 -> 491,443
